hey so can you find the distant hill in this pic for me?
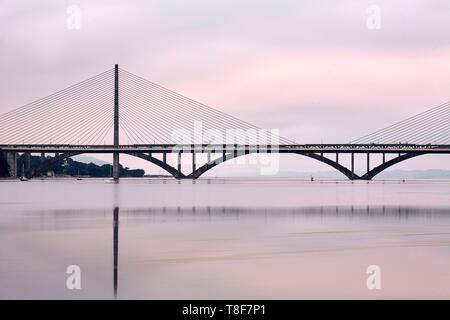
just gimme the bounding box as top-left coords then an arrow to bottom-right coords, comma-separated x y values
72,155 -> 110,166
376,169 -> 450,179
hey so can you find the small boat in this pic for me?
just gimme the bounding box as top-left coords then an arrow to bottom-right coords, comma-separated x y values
76,168 -> 82,180
20,164 -> 29,181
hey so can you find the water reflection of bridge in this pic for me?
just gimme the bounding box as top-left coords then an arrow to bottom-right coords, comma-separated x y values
110,204 -> 449,297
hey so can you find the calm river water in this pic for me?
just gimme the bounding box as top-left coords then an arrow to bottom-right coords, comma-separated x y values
1,178 -> 450,299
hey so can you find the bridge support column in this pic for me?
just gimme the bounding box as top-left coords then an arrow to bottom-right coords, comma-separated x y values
177,152 -> 182,173
113,64 -> 120,181
6,151 -> 17,178
25,152 -> 31,172
113,153 -> 119,181
367,153 -> 370,173
163,153 -> 167,164
351,153 -> 355,179
41,153 -> 45,162
237,145 -> 246,158
382,153 -> 385,164
192,152 -> 196,171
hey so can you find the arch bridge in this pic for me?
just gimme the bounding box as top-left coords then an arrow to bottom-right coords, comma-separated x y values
1,65 -> 449,180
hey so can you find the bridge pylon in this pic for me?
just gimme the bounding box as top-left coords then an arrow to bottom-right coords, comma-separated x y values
113,64 -> 120,181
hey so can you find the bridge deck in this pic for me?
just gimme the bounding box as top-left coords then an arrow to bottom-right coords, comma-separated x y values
1,144 -> 449,154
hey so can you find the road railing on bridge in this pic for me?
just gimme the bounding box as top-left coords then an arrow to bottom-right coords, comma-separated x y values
1,143 -> 449,154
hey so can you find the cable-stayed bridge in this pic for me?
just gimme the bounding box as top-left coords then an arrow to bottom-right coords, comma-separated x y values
0,65 -> 449,180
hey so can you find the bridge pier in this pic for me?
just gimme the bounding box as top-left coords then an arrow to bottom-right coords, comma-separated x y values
25,152 -> 31,172
113,153 -> 119,181
6,151 -> 18,177
367,153 -> 370,173
351,153 -> 355,180
113,64 -> 120,181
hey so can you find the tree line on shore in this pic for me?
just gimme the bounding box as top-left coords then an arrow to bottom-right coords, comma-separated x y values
0,153 -> 145,177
